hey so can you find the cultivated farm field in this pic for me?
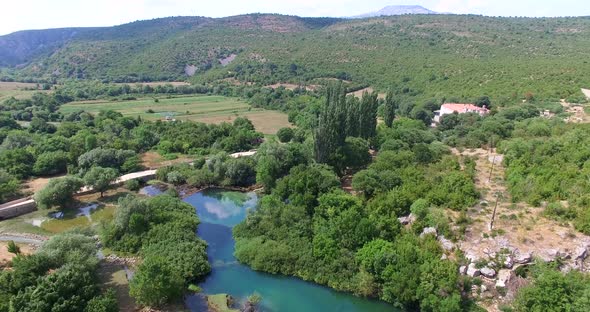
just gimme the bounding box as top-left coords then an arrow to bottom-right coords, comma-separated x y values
60,94 -> 291,134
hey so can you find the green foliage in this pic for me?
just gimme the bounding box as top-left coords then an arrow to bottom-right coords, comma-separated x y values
102,195 -> 210,306
6,241 -> 20,255
125,179 -> 141,191
35,175 -> 84,209
84,289 -> 118,312
383,90 -> 398,128
500,122 -> 590,233
255,141 -> 310,190
129,256 -> 184,307
6,15 -> 590,105
513,264 -> 590,312
78,148 -> 136,174
33,150 -> 69,175
276,127 -> 294,143
0,232 -> 106,312
83,166 -> 119,197
0,169 -> 19,203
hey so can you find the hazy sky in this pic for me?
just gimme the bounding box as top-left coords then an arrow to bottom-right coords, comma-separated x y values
1,0 -> 587,35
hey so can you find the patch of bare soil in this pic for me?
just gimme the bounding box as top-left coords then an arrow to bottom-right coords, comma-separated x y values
561,99 -> 590,123
454,148 -> 590,262
347,87 -> 386,100
452,147 -> 590,310
265,83 -> 318,91
140,152 -> 193,169
23,175 -> 65,194
0,242 -> 34,267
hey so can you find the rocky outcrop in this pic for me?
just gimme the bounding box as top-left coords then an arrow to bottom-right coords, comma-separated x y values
503,256 -> 514,269
496,269 -> 512,288
480,267 -> 497,278
397,213 -> 416,225
438,236 -> 455,251
514,251 -> 532,264
467,263 -> 480,277
420,227 -> 437,238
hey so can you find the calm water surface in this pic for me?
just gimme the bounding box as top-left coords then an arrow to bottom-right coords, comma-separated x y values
184,188 -> 397,312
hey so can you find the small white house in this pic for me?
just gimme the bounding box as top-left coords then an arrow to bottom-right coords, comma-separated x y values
434,103 -> 490,123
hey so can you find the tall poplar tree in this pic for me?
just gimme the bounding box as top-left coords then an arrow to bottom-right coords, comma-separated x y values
359,91 -> 378,140
384,89 -> 398,128
314,83 -> 346,164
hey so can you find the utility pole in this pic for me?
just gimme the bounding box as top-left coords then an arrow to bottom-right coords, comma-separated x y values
489,192 -> 502,231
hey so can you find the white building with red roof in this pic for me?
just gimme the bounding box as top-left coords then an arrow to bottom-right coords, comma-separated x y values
434,103 -> 490,123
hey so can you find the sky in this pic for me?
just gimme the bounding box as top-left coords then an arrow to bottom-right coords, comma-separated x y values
1,0 -> 588,35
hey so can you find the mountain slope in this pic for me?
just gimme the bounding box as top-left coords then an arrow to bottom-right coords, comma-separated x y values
352,5 -> 439,18
1,14 -> 590,102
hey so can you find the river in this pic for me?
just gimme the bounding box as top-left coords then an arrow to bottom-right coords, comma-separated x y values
183,188 -> 397,312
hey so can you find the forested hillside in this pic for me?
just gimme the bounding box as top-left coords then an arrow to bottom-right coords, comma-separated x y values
2,14 -> 590,102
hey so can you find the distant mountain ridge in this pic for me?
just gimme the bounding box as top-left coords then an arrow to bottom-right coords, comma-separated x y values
352,5 -> 440,18
1,13 -> 590,103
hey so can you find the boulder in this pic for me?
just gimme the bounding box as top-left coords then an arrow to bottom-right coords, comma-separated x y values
397,213 -> 417,225
467,263 -> 480,277
441,254 -> 448,260
575,246 -> 588,261
480,267 -> 497,278
420,227 -> 437,238
496,269 -> 512,288
459,265 -> 467,275
503,256 -> 514,269
438,236 -> 455,251
515,251 -> 532,264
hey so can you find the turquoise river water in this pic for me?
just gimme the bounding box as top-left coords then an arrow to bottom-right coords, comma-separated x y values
183,188 -> 398,312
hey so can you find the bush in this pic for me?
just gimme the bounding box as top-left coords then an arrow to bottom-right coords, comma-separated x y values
125,179 -> 141,191
276,127 -> 294,143
35,176 -> 84,209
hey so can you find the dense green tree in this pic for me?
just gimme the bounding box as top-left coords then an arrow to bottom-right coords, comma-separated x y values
315,83 -> 347,164
33,151 -> 69,176
383,90 -> 398,128
0,169 -> 19,203
83,166 -> 119,197
84,290 -> 118,312
359,91 -> 378,140
129,256 -> 184,307
276,127 -> 294,143
513,265 -> 590,312
35,176 -> 84,209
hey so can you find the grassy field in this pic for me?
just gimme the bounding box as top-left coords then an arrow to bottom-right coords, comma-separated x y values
0,81 -> 49,102
60,95 -> 291,134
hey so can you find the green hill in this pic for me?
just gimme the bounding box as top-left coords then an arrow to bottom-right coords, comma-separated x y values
2,14 -> 590,102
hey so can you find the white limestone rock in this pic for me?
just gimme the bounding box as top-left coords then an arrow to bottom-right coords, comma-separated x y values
467,263 -> 480,277
480,267 -> 497,278
496,269 -> 512,288
420,227 -> 437,238
438,236 -> 455,251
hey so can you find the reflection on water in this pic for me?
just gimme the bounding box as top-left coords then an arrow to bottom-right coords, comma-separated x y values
76,204 -> 99,220
183,189 -> 397,312
139,185 -> 166,197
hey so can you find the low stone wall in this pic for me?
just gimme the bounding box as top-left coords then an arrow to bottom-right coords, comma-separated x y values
0,199 -> 37,220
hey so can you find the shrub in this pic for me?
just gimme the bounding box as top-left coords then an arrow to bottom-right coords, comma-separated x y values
276,127 -> 294,143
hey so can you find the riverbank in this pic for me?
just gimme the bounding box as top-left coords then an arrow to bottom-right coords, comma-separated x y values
178,184 -> 264,199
